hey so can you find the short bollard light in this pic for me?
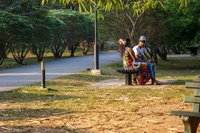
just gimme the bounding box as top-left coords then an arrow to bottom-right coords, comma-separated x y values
41,61 -> 46,89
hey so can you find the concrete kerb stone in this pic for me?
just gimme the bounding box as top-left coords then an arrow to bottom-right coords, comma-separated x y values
91,69 -> 102,76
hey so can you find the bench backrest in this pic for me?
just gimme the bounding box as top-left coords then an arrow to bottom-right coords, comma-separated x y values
185,82 -> 200,112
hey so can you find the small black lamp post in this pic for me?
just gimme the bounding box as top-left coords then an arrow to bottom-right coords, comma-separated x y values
41,61 -> 46,89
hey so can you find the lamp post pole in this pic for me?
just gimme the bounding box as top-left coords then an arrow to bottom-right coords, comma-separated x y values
94,0 -> 99,70
91,0 -> 101,75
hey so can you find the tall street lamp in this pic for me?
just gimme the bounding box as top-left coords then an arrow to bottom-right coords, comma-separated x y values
92,0 -> 101,75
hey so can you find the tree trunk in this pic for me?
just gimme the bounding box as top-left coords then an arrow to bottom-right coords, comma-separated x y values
0,43 -> 7,58
52,40 -> 67,58
0,42 -> 8,65
12,52 -> 28,65
157,49 -> 167,61
11,43 -> 29,65
70,47 -> 76,57
172,45 -> 182,54
80,41 -> 90,55
32,43 -> 46,62
69,42 -> 78,57
29,46 -> 36,55
100,41 -> 105,51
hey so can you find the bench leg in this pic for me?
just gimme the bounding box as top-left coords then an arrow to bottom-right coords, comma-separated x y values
182,116 -> 199,133
125,73 -> 132,85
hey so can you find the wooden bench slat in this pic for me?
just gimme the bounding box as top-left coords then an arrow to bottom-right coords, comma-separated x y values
116,68 -> 137,74
184,97 -> 200,103
171,111 -> 200,117
186,82 -> 200,89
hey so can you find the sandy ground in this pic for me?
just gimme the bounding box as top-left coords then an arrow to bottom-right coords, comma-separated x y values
1,79 -> 199,133
0,98 -> 198,133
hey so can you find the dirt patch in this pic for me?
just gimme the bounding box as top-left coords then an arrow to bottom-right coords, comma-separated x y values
0,101 -> 198,133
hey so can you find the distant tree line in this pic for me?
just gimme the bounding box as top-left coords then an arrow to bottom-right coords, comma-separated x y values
0,0 -> 94,65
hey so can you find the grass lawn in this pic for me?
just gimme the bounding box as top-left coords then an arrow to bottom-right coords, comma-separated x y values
0,57 -> 200,132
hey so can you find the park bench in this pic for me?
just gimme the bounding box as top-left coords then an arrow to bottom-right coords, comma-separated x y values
116,68 -> 138,85
171,81 -> 200,133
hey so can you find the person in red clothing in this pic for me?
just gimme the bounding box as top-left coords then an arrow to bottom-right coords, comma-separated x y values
119,37 -> 163,85
119,38 -> 137,70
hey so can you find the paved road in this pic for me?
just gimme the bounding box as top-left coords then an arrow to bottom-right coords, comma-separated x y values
0,51 -> 121,92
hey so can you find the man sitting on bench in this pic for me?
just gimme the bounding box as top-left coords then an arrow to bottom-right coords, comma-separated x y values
132,36 -> 162,85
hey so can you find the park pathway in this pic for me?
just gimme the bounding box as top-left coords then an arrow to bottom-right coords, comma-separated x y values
0,51 -> 120,92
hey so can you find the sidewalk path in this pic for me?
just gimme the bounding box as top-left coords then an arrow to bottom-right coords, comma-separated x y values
0,51 -> 121,92
90,79 -> 177,89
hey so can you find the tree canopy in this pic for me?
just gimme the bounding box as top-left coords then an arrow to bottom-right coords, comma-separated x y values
0,0 -> 199,66
42,0 -> 163,15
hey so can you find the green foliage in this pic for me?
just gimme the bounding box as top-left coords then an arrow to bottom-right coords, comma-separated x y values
0,10 -> 33,64
49,9 -> 93,41
47,16 -> 66,41
179,0 -> 191,8
165,0 -> 200,53
0,11 -> 10,42
0,2 -> 95,63
7,16 -> 33,45
47,12 -> 67,58
30,13 -> 56,61
42,0 -> 163,17
42,0 -> 123,12
31,17 -> 53,44
49,9 -> 94,56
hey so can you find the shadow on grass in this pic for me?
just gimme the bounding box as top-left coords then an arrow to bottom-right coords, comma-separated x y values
65,74 -> 113,82
0,108 -> 73,121
46,73 -> 113,87
0,91 -> 84,103
0,126 -> 88,133
172,80 -> 195,85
